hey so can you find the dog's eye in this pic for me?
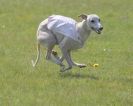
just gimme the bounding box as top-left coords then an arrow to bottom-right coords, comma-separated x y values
91,20 -> 95,23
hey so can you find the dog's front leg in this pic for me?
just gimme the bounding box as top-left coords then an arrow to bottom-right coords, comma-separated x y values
67,51 -> 87,68
60,48 -> 73,72
67,53 -> 87,68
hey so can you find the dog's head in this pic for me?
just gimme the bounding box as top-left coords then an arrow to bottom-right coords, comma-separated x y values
79,14 -> 103,34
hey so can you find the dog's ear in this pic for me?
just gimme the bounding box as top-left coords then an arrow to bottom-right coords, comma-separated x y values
78,14 -> 87,20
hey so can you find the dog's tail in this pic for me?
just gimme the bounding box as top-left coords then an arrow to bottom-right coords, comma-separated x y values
32,43 -> 41,67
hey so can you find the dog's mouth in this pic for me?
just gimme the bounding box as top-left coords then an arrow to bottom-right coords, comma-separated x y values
91,27 -> 103,34
95,29 -> 101,34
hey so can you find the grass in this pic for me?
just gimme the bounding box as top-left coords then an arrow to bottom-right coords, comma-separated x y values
0,0 -> 133,106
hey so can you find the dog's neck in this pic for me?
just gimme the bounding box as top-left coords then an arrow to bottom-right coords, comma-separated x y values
77,20 -> 92,44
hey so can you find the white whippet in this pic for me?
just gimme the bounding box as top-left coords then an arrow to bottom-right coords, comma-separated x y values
32,14 -> 103,71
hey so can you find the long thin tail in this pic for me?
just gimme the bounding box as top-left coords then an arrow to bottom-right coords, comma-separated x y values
32,43 -> 41,67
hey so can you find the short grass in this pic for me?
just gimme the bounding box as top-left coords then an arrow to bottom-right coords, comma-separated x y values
0,0 -> 133,106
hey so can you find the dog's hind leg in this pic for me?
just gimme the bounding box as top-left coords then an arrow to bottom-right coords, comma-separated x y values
59,56 -> 64,62
46,45 -> 65,69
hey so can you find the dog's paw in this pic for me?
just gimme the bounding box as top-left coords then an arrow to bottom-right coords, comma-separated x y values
78,64 -> 87,68
73,62 -> 87,68
60,65 -> 65,72
60,66 -> 72,72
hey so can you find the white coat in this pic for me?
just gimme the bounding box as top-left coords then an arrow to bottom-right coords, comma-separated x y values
47,15 -> 80,42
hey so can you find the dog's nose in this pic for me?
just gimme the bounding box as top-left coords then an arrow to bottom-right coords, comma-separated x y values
99,27 -> 103,31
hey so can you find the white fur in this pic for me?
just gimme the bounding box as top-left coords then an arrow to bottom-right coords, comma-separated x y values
32,14 -> 103,72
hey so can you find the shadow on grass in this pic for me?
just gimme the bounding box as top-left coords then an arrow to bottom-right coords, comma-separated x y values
59,72 -> 99,80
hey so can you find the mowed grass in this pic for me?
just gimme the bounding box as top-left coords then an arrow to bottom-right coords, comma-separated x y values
0,0 -> 133,106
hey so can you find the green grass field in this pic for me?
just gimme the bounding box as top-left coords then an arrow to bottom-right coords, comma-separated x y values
0,0 -> 133,106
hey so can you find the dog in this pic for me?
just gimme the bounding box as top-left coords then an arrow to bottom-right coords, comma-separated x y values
32,14 -> 103,71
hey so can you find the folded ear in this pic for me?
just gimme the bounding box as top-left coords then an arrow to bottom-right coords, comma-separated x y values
78,14 -> 87,20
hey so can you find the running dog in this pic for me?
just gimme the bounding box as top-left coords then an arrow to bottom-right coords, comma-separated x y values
32,14 -> 103,71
